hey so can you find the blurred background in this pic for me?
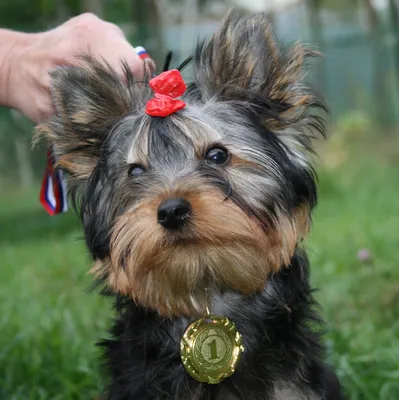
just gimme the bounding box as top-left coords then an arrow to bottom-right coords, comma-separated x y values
0,1 -> 398,399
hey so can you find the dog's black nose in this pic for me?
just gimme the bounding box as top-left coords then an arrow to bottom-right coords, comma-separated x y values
157,198 -> 192,230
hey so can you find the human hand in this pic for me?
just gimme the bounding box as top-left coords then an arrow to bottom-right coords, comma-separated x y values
3,13 -> 150,123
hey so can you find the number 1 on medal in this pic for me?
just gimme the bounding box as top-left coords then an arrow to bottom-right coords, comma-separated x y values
209,339 -> 218,360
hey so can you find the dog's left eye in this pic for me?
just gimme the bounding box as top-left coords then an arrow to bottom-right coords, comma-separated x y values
128,164 -> 145,177
205,148 -> 230,165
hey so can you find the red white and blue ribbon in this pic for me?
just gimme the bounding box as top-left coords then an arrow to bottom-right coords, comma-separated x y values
40,46 -> 150,215
40,148 -> 68,215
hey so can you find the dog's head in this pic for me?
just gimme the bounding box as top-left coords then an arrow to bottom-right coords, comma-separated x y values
36,10 -> 327,317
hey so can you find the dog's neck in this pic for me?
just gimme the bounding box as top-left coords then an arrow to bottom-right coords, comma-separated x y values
101,249 -> 342,399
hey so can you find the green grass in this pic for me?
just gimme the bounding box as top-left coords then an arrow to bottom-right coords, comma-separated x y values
0,192 -> 111,399
310,157 -> 399,400
1,147 -> 398,399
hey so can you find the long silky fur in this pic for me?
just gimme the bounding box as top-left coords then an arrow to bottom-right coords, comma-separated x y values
34,9 -> 343,400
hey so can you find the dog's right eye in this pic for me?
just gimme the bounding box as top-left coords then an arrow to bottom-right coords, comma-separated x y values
128,164 -> 145,177
205,147 -> 230,165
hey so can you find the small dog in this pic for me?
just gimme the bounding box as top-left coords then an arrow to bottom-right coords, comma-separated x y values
36,10 -> 344,400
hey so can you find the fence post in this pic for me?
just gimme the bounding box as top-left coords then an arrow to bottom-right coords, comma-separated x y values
388,0 -> 399,127
305,0 -> 327,93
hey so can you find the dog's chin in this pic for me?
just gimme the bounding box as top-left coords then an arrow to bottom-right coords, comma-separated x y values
97,228 -> 284,317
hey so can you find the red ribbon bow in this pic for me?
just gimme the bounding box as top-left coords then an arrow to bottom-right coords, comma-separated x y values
145,69 -> 186,117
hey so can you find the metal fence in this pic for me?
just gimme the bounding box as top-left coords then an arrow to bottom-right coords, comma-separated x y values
135,2 -> 399,128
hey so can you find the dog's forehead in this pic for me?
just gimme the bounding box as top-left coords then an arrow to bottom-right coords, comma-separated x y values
124,103 -> 272,163
125,107 -> 225,165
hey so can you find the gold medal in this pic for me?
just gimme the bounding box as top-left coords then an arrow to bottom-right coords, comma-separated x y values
180,314 -> 244,384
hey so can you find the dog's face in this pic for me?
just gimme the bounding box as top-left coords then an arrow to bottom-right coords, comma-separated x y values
36,11 -> 326,316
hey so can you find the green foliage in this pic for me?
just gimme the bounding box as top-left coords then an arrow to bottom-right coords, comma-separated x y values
104,0 -> 132,23
0,0 -> 150,31
0,145 -> 398,399
0,109 -> 44,188
0,191 -> 110,399
0,0 -> 81,30
321,110 -> 374,169
310,157 -> 399,399
335,110 -> 373,142
0,0 -> 49,30
313,0 -> 358,12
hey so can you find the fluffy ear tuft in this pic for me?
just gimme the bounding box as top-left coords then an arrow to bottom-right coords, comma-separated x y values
34,57 -> 142,181
191,9 -> 327,149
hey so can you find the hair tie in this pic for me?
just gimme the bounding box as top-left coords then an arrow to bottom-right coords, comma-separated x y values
145,69 -> 186,117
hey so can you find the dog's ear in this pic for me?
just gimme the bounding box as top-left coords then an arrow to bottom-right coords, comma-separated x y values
35,58 -> 135,181
192,9 -> 326,133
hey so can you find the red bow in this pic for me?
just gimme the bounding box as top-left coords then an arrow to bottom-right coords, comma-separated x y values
145,69 -> 186,117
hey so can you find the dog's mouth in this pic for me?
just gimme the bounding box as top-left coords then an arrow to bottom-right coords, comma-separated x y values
102,207 -> 280,316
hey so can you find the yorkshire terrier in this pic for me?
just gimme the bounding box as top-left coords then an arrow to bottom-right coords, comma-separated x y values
36,9 -> 344,400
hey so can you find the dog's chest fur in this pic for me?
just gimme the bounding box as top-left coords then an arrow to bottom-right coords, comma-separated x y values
179,384 -> 320,400
100,253 -> 342,400
211,385 -> 321,400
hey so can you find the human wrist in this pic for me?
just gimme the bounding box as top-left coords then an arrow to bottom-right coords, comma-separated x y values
0,29 -> 34,109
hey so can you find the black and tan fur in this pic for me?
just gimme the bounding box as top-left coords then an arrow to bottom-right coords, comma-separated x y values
36,9 -> 343,400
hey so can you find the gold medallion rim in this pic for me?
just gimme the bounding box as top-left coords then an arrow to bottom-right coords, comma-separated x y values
180,314 -> 244,384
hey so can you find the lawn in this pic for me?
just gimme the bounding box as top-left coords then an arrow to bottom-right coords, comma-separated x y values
0,142 -> 398,399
